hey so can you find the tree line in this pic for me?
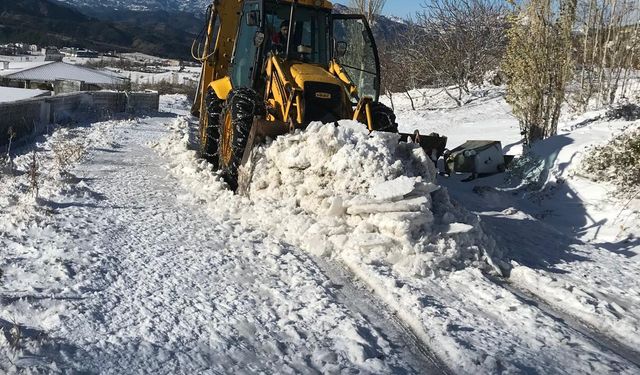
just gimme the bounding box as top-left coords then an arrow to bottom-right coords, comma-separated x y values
352,0 -> 640,146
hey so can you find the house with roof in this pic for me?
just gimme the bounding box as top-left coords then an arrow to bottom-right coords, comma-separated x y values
0,60 -> 129,94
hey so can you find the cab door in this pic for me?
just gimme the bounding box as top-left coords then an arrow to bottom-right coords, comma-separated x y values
331,15 -> 381,101
230,0 -> 263,89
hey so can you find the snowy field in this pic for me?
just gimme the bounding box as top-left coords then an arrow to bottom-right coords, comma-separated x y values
0,91 -> 638,373
107,66 -> 200,86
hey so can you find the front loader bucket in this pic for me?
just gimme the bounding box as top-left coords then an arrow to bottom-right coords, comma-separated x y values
237,117 -> 291,194
240,117 -> 291,166
399,130 -> 448,163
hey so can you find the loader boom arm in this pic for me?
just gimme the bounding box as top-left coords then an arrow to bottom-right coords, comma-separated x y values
193,0 -> 244,118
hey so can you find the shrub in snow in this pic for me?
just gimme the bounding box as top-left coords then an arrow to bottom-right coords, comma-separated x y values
606,103 -> 640,122
581,129 -> 640,194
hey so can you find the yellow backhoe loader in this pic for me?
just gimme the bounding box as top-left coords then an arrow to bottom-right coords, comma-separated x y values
192,0 -> 447,191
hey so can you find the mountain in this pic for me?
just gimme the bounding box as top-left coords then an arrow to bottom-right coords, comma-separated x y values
0,0 -> 202,59
332,4 -> 408,44
54,0 -> 210,14
0,1 -> 405,60
56,1 -> 407,42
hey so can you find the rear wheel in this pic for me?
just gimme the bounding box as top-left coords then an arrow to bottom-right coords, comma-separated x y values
199,87 -> 223,168
218,88 -> 265,191
369,102 -> 399,133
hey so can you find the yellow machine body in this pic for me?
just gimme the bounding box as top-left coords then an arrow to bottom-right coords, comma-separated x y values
193,0 -> 373,133
192,0 -> 447,190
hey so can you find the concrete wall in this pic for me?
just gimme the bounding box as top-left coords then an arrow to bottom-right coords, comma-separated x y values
126,92 -> 159,113
54,79 -> 82,94
0,99 -> 46,145
0,91 -> 159,147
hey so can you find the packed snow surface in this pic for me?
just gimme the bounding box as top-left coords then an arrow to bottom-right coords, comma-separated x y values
156,100 -> 640,373
2,91 -> 640,374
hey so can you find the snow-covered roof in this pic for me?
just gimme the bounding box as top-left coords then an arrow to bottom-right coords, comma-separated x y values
0,87 -> 50,103
0,54 -> 46,63
0,61 -> 53,75
0,61 -> 127,85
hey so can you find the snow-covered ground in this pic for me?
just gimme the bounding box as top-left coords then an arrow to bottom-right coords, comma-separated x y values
389,87 -> 640,368
0,87 -> 50,103
381,87 -> 523,156
1,91 -> 639,374
0,104 -> 440,373
105,66 -> 200,86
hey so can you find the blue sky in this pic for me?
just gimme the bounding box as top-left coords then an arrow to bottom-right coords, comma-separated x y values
333,0 -> 424,19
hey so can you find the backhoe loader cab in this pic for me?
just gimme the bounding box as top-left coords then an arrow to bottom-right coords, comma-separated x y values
193,0 -> 423,191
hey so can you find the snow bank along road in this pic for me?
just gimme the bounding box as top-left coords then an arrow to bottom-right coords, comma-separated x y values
1,95 -> 639,374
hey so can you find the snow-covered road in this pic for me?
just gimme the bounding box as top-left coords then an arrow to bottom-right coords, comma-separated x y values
1,116 -> 443,373
2,92 -> 639,374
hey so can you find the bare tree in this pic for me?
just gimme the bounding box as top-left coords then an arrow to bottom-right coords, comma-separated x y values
573,0 -> 640,110
349,0 -> 388,24
412,0 -> 508,106
379,21 -> 430,110
503,0 -> 578,146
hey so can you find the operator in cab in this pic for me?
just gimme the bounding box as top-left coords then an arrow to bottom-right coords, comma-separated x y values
271,20 -> 289,54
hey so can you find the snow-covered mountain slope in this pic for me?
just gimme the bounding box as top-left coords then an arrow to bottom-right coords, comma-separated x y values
54,0 -> 406,41
54,0 -> 209,13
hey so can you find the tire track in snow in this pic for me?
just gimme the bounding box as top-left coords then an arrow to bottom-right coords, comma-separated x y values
474,209 -> 640,367
495,278 -> 640,369
312,256 -> 453,375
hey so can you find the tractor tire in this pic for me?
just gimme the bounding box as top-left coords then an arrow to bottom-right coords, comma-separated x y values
199,87 -> 223,168
369,102 -> 399,133
217,88 -> 265,191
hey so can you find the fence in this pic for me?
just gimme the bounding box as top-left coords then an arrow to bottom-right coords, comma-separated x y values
0,91 -> 159,147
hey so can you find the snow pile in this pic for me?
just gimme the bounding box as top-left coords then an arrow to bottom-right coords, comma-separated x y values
155,117 -> 502,279
249,121 -> 500,276
247,123 -> 434,241
246,121 -> 501,277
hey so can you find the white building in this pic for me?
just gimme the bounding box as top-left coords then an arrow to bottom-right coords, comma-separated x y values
0,61 -> 129,93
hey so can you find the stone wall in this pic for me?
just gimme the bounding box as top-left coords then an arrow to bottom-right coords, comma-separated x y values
0,91 -> 159,147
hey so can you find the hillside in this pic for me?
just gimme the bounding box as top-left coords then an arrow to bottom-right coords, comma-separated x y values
1,1 -> 405,60
54,0 -> 209,14
0,0 -> 200,60
54,0 -> 407,44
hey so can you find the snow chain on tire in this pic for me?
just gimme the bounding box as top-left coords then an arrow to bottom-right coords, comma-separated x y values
369,102 -> 399,133
218,88 -> 265,191
200,87 -> 223,168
